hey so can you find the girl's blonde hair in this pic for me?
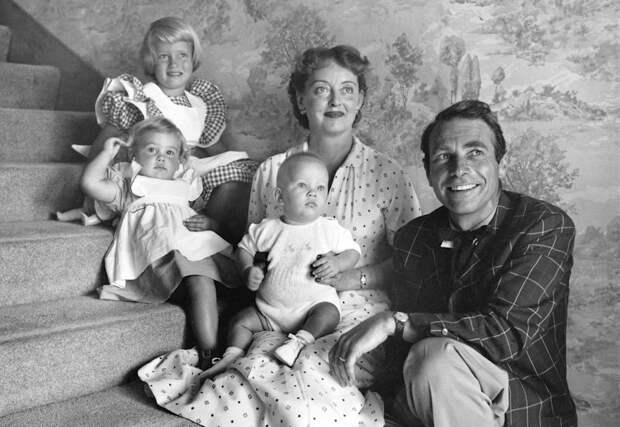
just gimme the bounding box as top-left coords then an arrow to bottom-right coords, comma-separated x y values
140,17 -> 202,78
127,117 -> 189,163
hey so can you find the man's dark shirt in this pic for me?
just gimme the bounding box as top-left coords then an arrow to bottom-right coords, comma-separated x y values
392,190 -> 577,426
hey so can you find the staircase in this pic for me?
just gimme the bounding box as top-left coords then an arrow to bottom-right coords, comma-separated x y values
0,24 -> 196,426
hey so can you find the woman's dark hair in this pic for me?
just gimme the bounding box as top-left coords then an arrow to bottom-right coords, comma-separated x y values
420,100 -> 507,172
287,45 -> 370,129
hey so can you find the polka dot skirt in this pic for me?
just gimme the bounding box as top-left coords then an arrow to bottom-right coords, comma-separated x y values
138,290 -> 390,426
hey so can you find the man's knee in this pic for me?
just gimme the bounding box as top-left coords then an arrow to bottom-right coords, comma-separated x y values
403,337 -> 462,388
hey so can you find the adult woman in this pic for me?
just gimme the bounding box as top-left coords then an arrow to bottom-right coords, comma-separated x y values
139,45 -> 422,426
250,44 -> 421,292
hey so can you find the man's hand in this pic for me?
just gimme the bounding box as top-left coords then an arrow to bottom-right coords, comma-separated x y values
328,311 -> 393,386
245,266 -> 264,291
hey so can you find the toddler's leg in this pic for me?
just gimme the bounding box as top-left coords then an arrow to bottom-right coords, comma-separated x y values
56,208 -> 85,222
81,212 -> 101,226
200,307 -> 265,379
274,302 -> 340,367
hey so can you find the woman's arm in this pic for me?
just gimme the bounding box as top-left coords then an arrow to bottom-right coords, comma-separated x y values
318,257 -> 393,292
311,249 -> 360,282
81,137 -> 125,203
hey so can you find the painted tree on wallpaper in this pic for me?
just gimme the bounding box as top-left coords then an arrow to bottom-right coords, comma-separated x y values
502,128 -> 579,212
235,4 -> 335,149
439,35 -> 466,103
385,33 -> 423,108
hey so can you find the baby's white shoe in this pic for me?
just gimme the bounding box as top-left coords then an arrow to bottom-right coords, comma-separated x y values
273,334 -> 306,367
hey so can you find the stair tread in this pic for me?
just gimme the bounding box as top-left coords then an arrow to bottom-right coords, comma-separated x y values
0,160 -> 82,167
0,219 -> 111,242
0,106 -> 94,115
0,381 -> 195,426
0,295 -> 181,344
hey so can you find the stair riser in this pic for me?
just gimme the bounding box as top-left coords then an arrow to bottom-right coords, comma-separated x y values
0,232 -> 111,305
0,307 -> 186,416
0,25 -> 10,61
0,164 -> 83,221
0,62 -> 60,109
0,108 -> 98,162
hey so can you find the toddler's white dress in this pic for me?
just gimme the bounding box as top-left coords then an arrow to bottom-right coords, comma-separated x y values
98,162 -> 232,302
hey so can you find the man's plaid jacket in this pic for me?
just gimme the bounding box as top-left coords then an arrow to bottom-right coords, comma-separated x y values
392,190 -> 577,426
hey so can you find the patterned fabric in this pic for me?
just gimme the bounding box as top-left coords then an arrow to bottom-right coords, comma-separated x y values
248,137 -> 422,268
139,290 -> 390,426
190,159 -> 258,213
392,190 -> 577,426
99,74 -> 227,148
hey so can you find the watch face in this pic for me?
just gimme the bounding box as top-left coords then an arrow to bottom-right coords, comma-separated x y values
394,311 -> 408,322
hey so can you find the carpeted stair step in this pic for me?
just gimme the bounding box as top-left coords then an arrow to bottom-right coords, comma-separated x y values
0,25 -> 10,61
0,381 -> 196,427
0,107 -> 98,162
0,296 -> 187,417
0,62 -> 60,109
0,162 -> 83,221
0,220 -> 112,306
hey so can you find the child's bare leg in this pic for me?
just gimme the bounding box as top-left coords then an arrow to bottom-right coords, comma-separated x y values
183,275 -> 219,355
301,302 -> 340,339
200,307 -> 265,378
56,208 -> 85,222
274,302 -> 340,366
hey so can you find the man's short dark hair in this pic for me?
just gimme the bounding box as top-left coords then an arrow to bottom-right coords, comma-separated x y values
420,100 -> 506,171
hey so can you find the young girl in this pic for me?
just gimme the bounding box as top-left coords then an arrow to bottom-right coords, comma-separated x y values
82,116 -> 234,360
59,17 -> 255,241
201,152 -> 361,377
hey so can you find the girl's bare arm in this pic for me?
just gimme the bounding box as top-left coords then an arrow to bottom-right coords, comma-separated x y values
81,137 -> 126,203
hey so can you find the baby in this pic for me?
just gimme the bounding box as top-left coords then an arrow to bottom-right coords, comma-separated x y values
202,152 -> 360,377
81,116 -> 232,361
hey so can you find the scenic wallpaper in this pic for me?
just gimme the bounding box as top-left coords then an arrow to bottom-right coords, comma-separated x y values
20,0 -> 619,425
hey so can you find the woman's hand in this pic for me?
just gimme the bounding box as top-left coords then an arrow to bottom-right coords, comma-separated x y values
311,252 -> 340,281
317,268 -> 359,290
328,311 -> 393,387
183,214 -> 217,232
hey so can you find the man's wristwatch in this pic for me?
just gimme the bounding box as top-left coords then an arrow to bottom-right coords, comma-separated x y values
392,311 -> 408,340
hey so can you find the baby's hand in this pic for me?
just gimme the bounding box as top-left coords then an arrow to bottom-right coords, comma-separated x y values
245,266 -> 264,291
311,252 -> 341,282
102,137 -> 127,157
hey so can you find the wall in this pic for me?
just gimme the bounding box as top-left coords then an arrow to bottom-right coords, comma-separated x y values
17,0 -> 619,425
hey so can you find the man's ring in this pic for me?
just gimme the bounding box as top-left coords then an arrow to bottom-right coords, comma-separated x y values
338,356 -> 347,362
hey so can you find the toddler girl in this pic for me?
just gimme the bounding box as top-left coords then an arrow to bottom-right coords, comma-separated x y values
202,152 -> 361,377
81,116 -> 234,359
59,17 -> 255,239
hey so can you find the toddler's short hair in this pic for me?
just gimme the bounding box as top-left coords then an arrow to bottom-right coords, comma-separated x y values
140,17 -> 202,78
127,117 -> 189,162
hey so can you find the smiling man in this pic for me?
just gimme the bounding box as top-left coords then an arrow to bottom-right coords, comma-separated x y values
329,100 -> 577,427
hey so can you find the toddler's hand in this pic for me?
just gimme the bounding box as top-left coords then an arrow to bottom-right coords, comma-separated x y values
245,266 -> 264,291
311,252 -> 341,282
183,214 -> 215,232
102,137 -> 127,157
